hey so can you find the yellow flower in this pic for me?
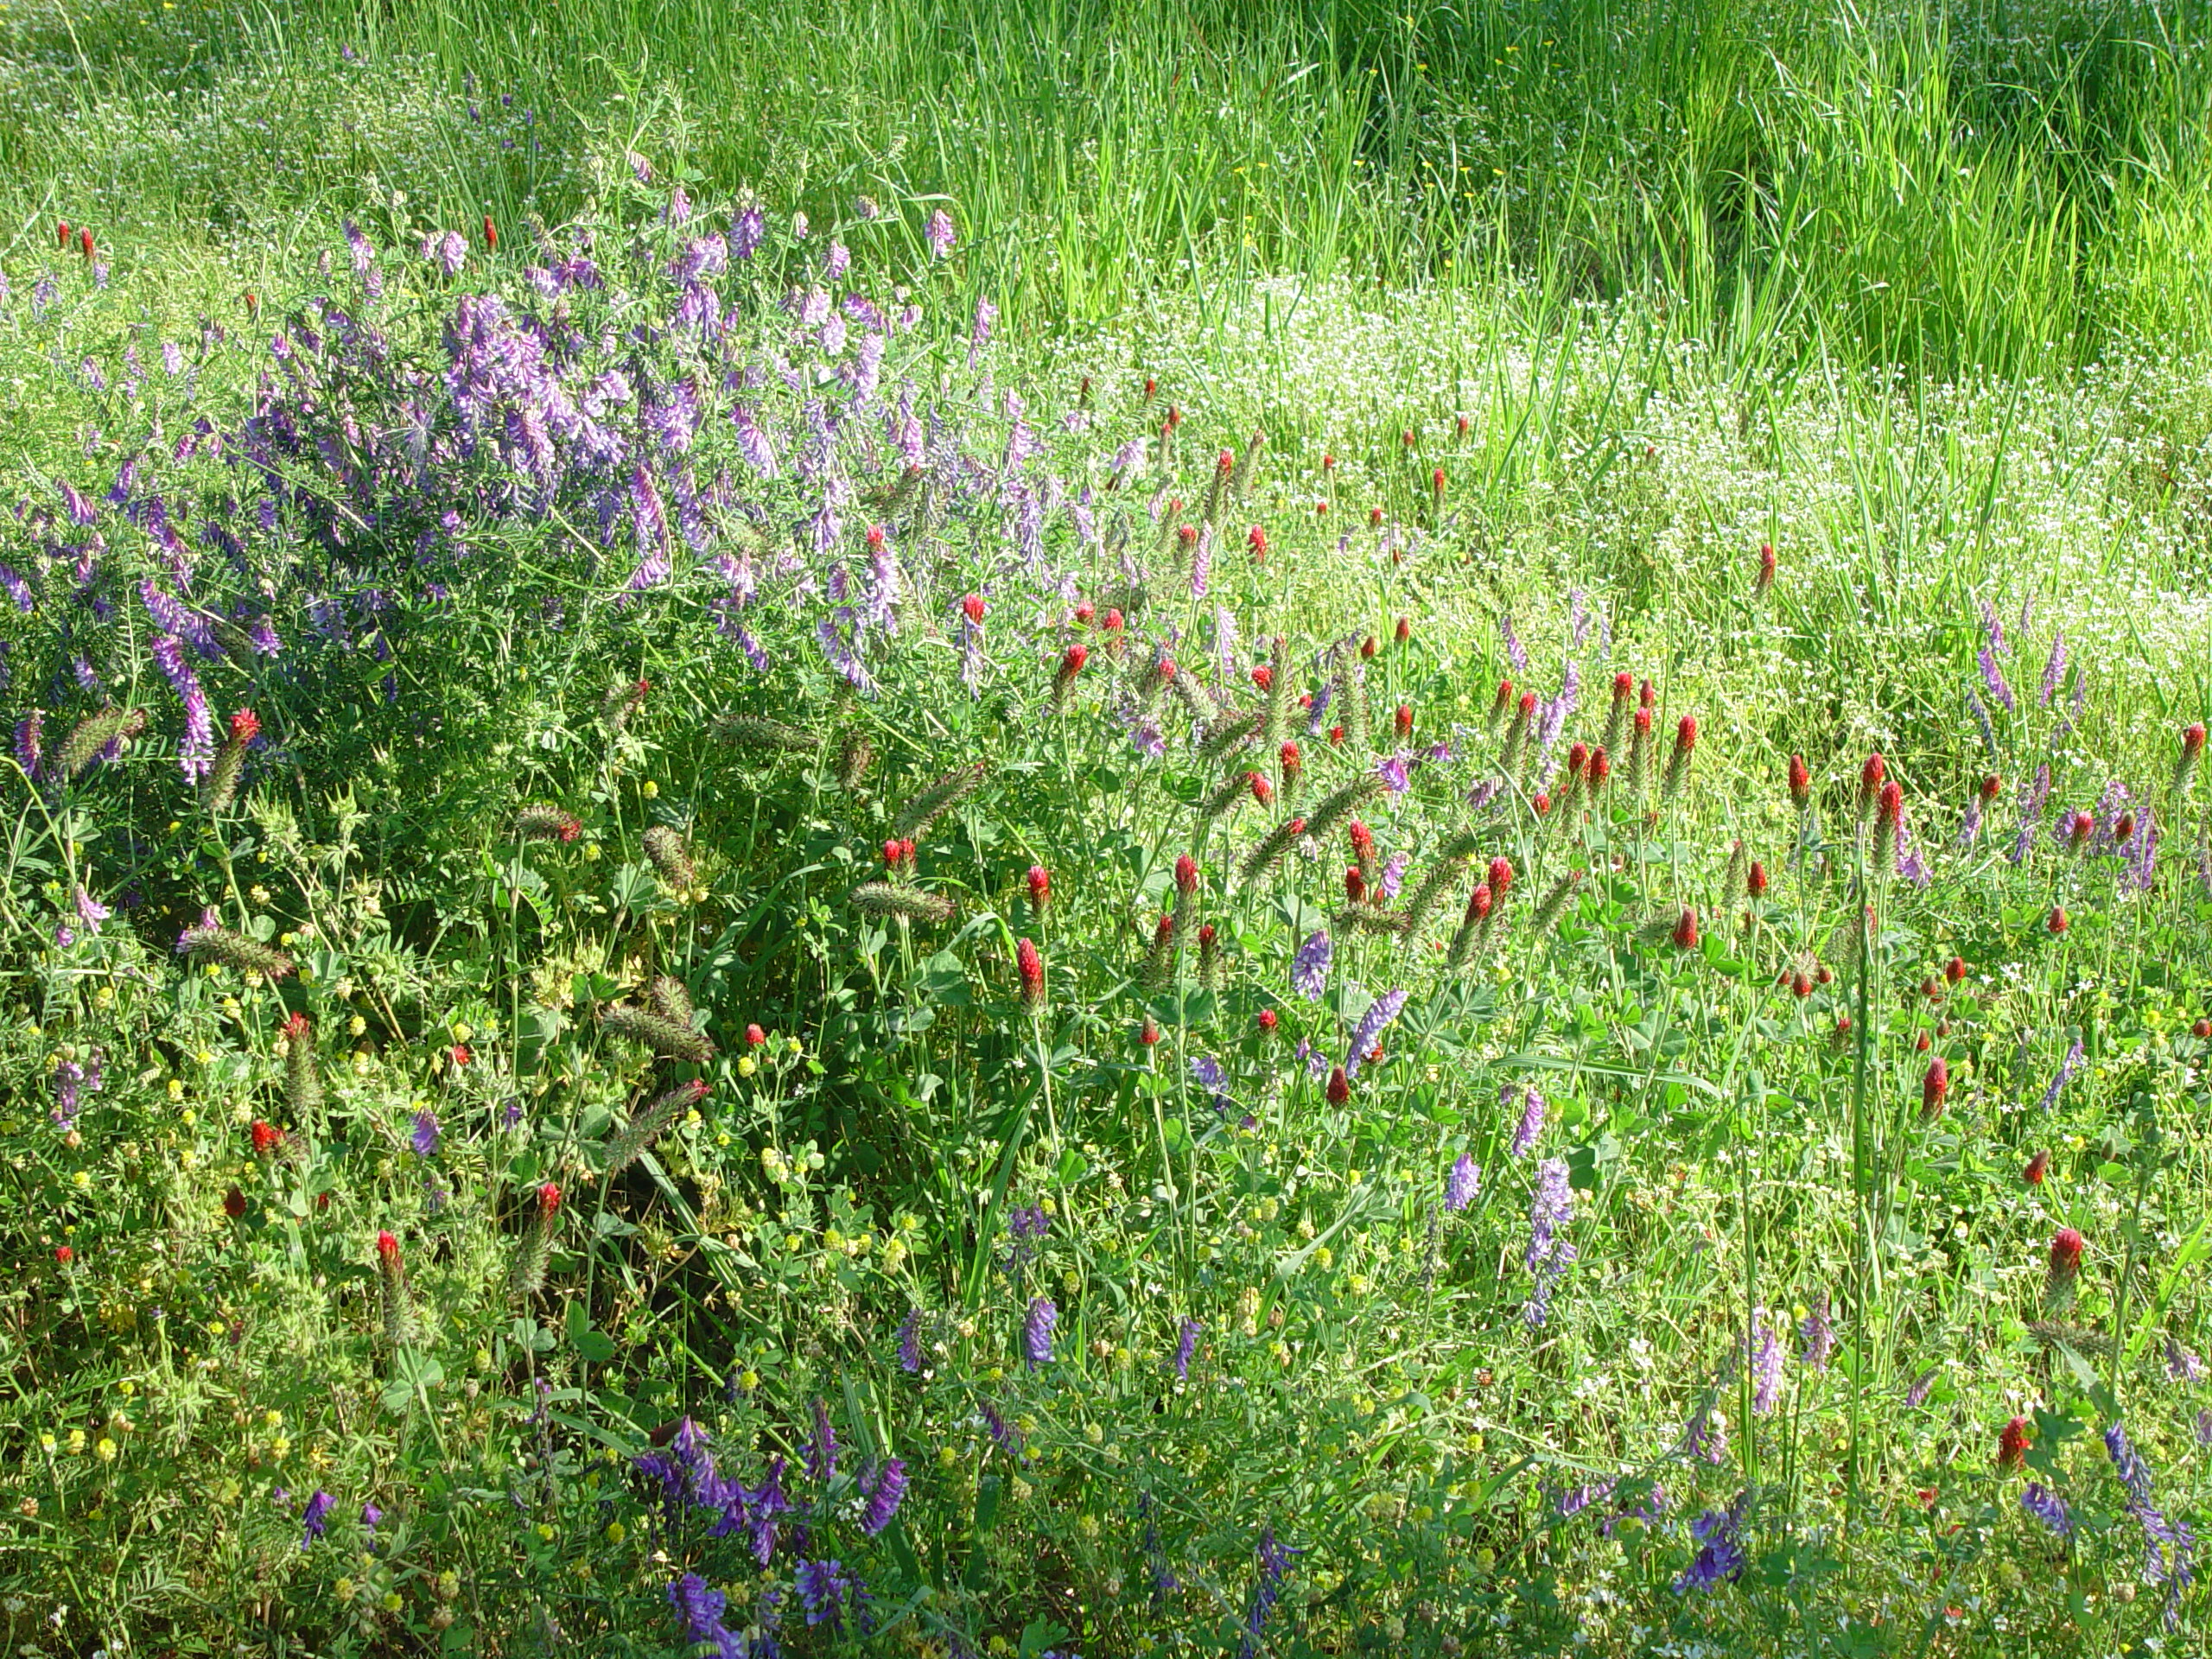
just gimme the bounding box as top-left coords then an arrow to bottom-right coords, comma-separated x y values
250,886 -> 270,906
535,1522 -> 555,1542
349,1014 -> 366,1036
382,1592 -> 403,1614
67,1428 -> 86,1454
334,1578 -> 356,1603
642,780 -> 659,798
737,1056 -> 757,1078
38,1432 -> 55,1452
95,1438 -> 118,1462
167,1079 -> 184,1101
453,1022 -> 474,1044
604,1520 -> 626,1544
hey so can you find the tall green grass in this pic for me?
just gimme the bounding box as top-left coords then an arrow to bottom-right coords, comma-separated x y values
6,0 -> 2212,371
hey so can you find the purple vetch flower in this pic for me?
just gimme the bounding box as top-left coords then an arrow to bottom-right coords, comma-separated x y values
422,231 -> 467,276
1295,1038 -> 1327,1084
667,1573 -> 727,1646
1291,931 -> 1332,1001
807,1396 -> 838,1482
0,563 -> 31,613
1509,1084 -> 1547,1157
1967,687 -> 1998,760
2104,1421 -> 2196,1622
2035,1038 -> 2084,1113
1555,1476 -> 1615,1518
925,209 -> 956,259
1524,1157 -> 1576,1325
360,1502 -> 383,1531
2198,1408 -> 2212,1447
2123,812 -> 2159,894
730,406 -> 779,476
1191,1053 -> 1230,1112
52,1058 -> 86,1125
1445,1154 -> 1479,1212
897,1306 -> 924,1373
795,1559 -> 865,1635
1569,588 -> 1590,650
410,1109 -> 440,1157
2039,632 -> 2067,706
1343,988 -> 1407,1079
300,1490 -> 334,1548
2009,765 -> 2051,864
1240,1529 -> 1296,1659
1376,751 -> 1412,794
979,1399 -> 1022,1459
733,205 -> 766,258
860,1458 -> 906,1535
1500,611 -> 1528,677
1799,1293 -> 1834,1371
73,887 -> 107,935
1672,1494 -> 1748,1594
1191,522 -> 1213,601
1174,1317 -> 1201,1380
1023,1296 -> 1057,1367
1895,821 -> 1930,888
2164,1338 -> 2206,1383
2021,1482 -> 2072,1538
1683,1395 -> 1729,1465
1905,1366 -> 1940,1408
968,297 -> 998,369
14,710 -> 42,779
1378,852 -> 1408,899
1958,793 -> 1985,846
150,632 -> 215,781
1751,1314 -> 1783,1414
1978,642 -> 2015,715
1535,661 -> 1580,753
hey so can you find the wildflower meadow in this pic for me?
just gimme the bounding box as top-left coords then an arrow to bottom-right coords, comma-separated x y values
3,3 -> 2212,1656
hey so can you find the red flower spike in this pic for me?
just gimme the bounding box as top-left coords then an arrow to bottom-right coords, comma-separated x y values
1249,772 -> 1274,806
1860,752 -> 1886,806
228,708 -> 261,744
1361,636 -> 1377,659
1533,791 -> 1552,815
224,1185 -> 249,1219
79,228 -> 94,260
1402,429 -> 1415,448
2024,1150 -> 2049,1185
483,215 -> 498,251
1141,1017 -> 1160,1046
1074,601 -> 1095,626
1747,860 -> 1768,896
1639,678 -> 1656,709
251,1120 -> 285,1156
537,1182 -> 561,1217
1325,1065 -> 1351,1105
1915,1031 -> 1931,1052
1321,452 -> 1335,472
1522,691 -> 1540,719
1789,753 -> 1811,804
1281,741 -> 1302,776
1248,525 -> 1268,562
2048,906 -> 2069,934
1329,725 -> 1344,746
1633,706 -> 1651,736
1251,665 -> 1274,692
1177,525 -> 1197,550
1980,773 -> 2002,801
1587,747 -> 1611,787
1457,413 -> 1471,435
282,1011 -> 310,1042
2184,722 -> 2206,759
1315,499 -> 1329,515
962,593 -> 986,625
867,524 -> 887,551
1878,781 -> 1902,828
1344,867 -> 1366,903
1791,972 -> 1811,999
745,1023 -> 766,1047
1144,376 -> 1158,401
1015,938 -> 1046,1007
1176,855 -> 1199,894
1567,742 -> 1589,777
1154,913 -> 1175,946
1103,608 -> 1123,632
1675,715 -> 1697,753
1922,1057 -> 1948,1116
1468,883 -> 1493,920
1395,705 -> 1413,739
376,1230 -> 402,1266
55,1245 -> 73,1265
1945,956 -> 1966,983
1613,671 -> 1635,702
449,1044 -> 471,1068
58,219 -> 70,249
1059,644 -> 1088,680
1496,679 -> 1516,713
2195,1019 -> 2212,1040
1217,448 -> 1235,475
1672,907 -> 1700,950
1027,866 -> 1051,910
885,839 -> 904,868
1198,923 -> 1217,949
1488,856 -> 1513,894
2050,1228 -> 2084,1275
2114,810 -> 2135,844
1257,1008 -> 1278,1033
1815,964 -> 1834,986
1395,616 -> 1411,645
1999,1416 -> 2030,1471
2068,810 -> 2093,849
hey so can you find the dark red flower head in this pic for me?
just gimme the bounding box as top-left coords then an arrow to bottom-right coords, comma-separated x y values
2113,810 -> 2135,844
1402,429 -> 1415,448
1257,1008 -> 1278,1033
2049,1228 -> 2083,1275
1325,1065 -> 1351,1104
79,228 -> 93,260
1395,704 -> 1413,739
1370,505 -> 1385,530
1878,780 -> 1902,828
230,708 -> 261,744
1672,907 -> 1700,950
1103,608 -> 1124,632
1495,679 -> 1516,713
1141,1017 -> 1160,1046
1533,791 -> 1550,815
1520,691 -> 1539,719
1177,524 -> 1197,550
538,1181 -> 561,1217
1073,600 -> 1095,626
1756,542 -> 1776,590
1027,865 -> 1050,909
2048,906 -> 2069,934
1329,725 -> 1344,746
483,214 -> 498,251
1567,741 -> 1589,777
1217,448 -> 1235,474
251,1119 -> 285,1156
1250,664 -> 1274,692
1586,747 -> 1610,786
1015,937 -> 1046,1006
746,1023 -> 766,1047
2024,1150 -> 2049,1185
2195,1019 -> 2212,1040
1980,773 -> 2002,800
1944,956 -> 1966,983
1344,867 -> 1365,903
1249,772 -> 1274,806
1613,671 -> 1634,702
449,1043 -> 471,1068
1361,635 -> 1377,659
1281,741 -> 1302,774
1176,854 -> 1199,894
1789,753 -> 1811,804
1638,678 -> 1656,709
1747,860 -> 1768,896
282,1011 -> 310,1042
1059,644 -> 1088,681
1790,971 -> 1811,999
1859,752 -> 1886,804
55,1244 -> 73,1264
1999,1415 -> 2030,1470
57,219 -> 70,249
1633,706 -> 1652,736
1488,856 -> 1513,893
1468,883 -> 1493,920
1248,525 -> 1268,561
376,1230 -> 402,1266
2184,722 -> 2206,759
1395,616 -> 1411,644
224,1185 -> 248,1219
1922,1057 -> 1948,1116
2068,810 -> 2093,849
962,593 -> 986,626
1432,466 -> 1446,497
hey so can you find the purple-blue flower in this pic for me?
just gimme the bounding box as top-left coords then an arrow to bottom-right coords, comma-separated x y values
410,1109 -> 440,1157
1291,931 -> 1332,1001
794,1559 -> 865,1635
1174,1317 -> 1201,1381
1023,1296 -> 1057,1368
860,1458 -> 906,1535
1672,1493 -> 1747,1594
1343,988 -> 1406,1079
1445,1154 -> 1479,1212
2021,1482 -> 2072,1538
1509,1084 -> 1546,1157
1524,1158 -> 1575,1325
300,1489 -> 334,1548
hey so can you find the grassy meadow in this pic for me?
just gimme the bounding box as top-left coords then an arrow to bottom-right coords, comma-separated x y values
3,2 -> 2212,1655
